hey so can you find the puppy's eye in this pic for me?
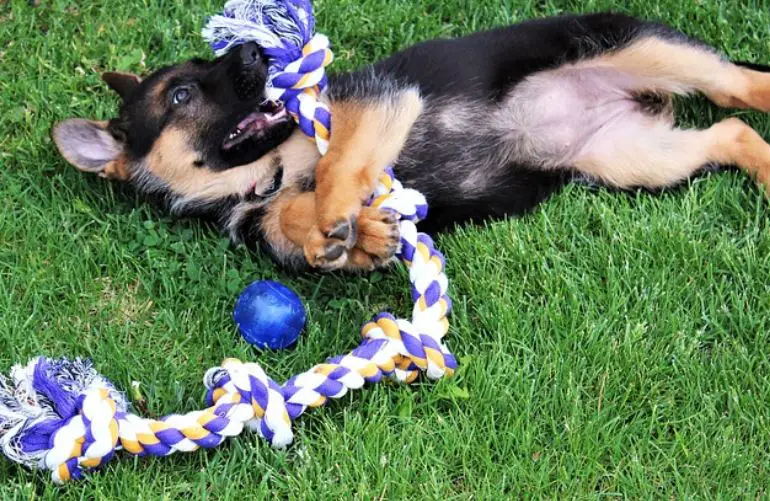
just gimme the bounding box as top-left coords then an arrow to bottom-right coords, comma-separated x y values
172,87 -> 191,105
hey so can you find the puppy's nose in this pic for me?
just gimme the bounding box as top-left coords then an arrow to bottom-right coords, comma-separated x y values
239,42 -> 261,67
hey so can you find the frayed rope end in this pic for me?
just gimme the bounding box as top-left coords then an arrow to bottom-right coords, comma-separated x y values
0,358 -> 124,469
202,0 -> 315,64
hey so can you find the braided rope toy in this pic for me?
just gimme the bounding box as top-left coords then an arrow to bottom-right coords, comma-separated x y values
0,0 -> 456,483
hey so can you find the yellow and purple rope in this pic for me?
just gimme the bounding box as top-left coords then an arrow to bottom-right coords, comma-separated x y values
0,0 -> 457,483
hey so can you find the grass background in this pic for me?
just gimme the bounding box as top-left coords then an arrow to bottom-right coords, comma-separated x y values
2,0 -> 770,497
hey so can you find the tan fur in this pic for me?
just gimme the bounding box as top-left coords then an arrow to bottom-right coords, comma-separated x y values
145,128 -> 319,203
300,205 -> 401,271
278,191 -> 316,246
259,191 -> 401,271
304,89 -> 422,268
355,207 -> 402,259
314,89 -> 423,229
92,119 -> 131,181
587,37 -> 770,111
574,117 -> 770,191
148,74 -> 174,112
257,189 -> 314,261
710,118 -> 770,191
103,157 -> 131,181
558,38 -> 770,190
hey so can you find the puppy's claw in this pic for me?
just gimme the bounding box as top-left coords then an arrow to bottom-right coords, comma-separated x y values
325,217 -> 358,247
355,207 -> 401,264
305,208 -> 400,272
323,242 -> 345,262
304,227 -> 349,270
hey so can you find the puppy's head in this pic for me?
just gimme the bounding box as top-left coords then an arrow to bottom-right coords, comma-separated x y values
53,43 -> 316,238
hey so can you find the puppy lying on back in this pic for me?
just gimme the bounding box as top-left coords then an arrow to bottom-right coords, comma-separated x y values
54,13 -> 770,271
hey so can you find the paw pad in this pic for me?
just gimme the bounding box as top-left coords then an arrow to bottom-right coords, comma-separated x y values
325,217 -> 358,247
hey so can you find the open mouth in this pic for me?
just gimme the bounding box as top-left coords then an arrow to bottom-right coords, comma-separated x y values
222,100 -> 289,150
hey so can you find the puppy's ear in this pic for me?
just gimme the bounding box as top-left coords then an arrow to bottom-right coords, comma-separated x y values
102,72 -> 141,100
52,119 -> 130,180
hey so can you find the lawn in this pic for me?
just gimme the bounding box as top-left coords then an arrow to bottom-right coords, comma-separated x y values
2,0 -> 770,497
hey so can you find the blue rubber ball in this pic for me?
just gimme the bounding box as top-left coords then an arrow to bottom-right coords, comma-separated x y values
233,280 -> 306,350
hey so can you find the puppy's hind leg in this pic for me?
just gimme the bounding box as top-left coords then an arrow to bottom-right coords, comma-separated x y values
573,116 -> 770,193
591,36 -> 770,112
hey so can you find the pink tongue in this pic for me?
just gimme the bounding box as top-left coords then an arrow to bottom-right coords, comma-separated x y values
237,112 -> 265,130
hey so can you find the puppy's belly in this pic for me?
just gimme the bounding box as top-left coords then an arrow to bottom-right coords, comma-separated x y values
498,66 -> 670,168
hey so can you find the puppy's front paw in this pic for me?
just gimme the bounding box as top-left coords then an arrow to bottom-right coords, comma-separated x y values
316,193 -> 366,245
303,208 -> 400,272
355,207 -> 401,267
323,216 -> 358,248
303,210 -> 362,271
303,226 -> 350,270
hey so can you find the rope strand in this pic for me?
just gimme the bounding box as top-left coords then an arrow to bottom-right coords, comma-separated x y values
0,0 -> 456,483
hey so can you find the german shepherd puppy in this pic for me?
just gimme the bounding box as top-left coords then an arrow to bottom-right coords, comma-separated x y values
53,13 -> 770,271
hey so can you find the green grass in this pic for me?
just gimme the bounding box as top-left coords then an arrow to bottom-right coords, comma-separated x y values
2,0 -> 770,497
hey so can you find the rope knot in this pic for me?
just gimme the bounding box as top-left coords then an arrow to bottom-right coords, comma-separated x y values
370,168 -> 429,222
0,0 -> 457,483
46,388 -> 120,483
205,359 -> 293,447
361,314 -> 457,382
264,33 -> 333,154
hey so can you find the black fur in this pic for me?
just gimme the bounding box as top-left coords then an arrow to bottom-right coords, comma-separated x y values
112,44 -> 293,171
55,12 -> 770,268
735,61 -> 770,73
329,13 -> 685,231
369,13 -> 683,100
